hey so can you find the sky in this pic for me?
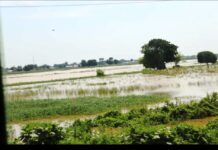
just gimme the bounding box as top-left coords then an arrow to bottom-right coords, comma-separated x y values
1,1 -> 218,68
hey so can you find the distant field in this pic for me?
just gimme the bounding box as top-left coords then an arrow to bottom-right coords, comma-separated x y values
3,59 -> 203,86
4,64 -> 144,85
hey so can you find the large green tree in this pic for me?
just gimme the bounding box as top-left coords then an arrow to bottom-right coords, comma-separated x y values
141,39 -> 178,69
197,51 -> 217,67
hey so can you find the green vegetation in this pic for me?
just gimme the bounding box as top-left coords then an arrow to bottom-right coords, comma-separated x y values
87,82 -> 107,86
96,69 -> 105,77
197,51 -> 217,67
174,53 -> 182,67
18,123 -> 64,144
12,93 -> 218,144
6,95 -> 169,122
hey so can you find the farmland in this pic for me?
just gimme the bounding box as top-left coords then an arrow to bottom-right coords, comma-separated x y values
4,60 -> 218,144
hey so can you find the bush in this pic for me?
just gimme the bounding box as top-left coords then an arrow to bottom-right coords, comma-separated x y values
204,119 -> 218,144
197,51 -> 217,65
96,69 -> 105,77
206,119 -> 218,130
93,117 -> 127,128
169,106 -> 192,121
127,109 -> 146,120
128,126 -> 175,144
128,124 -> 213,145
19,123 -> 64,145
62,120 -> 92,143
173,124 -> 211,144
88,133 -> 122,144
103,111 -> 122,118
148,112 -> 170,125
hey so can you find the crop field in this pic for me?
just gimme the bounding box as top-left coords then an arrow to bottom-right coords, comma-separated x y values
4,60 -> 218,144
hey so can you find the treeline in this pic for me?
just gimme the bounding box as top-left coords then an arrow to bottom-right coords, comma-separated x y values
80,57 -> 125,67
7,64 -> 50,72
5,57 -> 136,72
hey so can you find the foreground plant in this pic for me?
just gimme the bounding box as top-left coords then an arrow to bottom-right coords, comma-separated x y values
18,123 -> 64,145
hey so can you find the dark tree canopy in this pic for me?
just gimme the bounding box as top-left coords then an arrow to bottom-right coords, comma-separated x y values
23,64 -> 37,71
87,59 -> 97,66
141,39 -> 178,69
53,62 -> 68,68
39,64 -> 50,70
197,51 -> 217,65
106,57 -> 114,65
81,60 -> 87,67
114,59 -> 119,64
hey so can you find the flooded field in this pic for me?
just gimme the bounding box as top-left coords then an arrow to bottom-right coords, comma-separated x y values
4,59 -> 199,85
4,59 -> 217,102
4,64 -> 144,85
5,72 -> 218,102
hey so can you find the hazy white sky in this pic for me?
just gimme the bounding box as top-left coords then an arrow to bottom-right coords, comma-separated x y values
1,1 -> 218,67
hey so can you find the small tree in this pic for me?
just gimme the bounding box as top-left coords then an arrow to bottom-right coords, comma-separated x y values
197,51 -> 217,68
96,69 -> 105,77
174,53 -> 182,67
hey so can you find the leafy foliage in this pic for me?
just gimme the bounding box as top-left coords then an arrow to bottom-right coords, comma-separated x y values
141,39 -> 178,69
96,69 -> 105,77
19,123 -> 64,145
197,51 -> 217,66
14,93 -> 218,144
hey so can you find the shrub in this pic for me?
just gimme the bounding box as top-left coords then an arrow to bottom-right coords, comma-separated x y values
206,119 -> 218,130
96,69 -> 105,77
103,111 -> 122,118
19,123 -> 64,145
173,124 -> 211,144
128,124 -> 213,145
205,119 -> 218,144
169,105 -> 192,121
127,109 -> 145,120
128,126 -> 175,144
93,117 -> 127,128
63,120 -> 92,143
88,133 -> 122,144
148,112 -> 170,125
